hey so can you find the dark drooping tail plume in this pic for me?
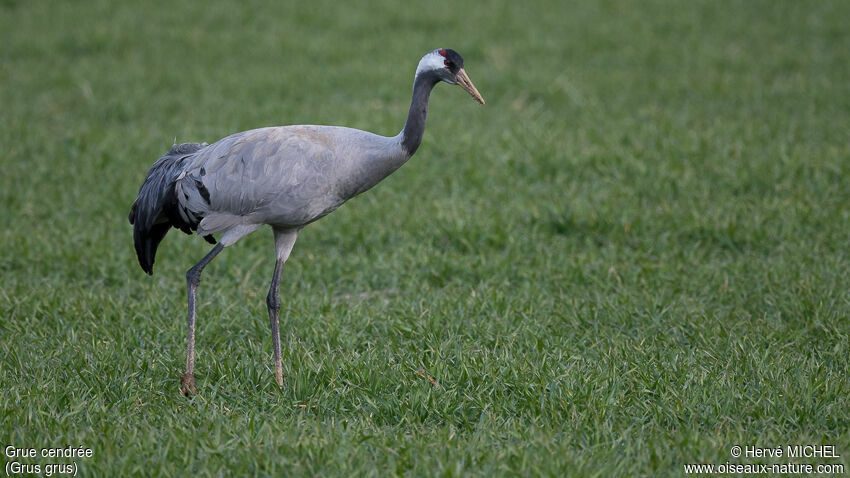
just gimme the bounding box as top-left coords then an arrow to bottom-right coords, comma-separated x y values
128,143 -> 215,275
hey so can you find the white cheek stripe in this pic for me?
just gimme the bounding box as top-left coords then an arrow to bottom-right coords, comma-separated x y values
415,50 -> 446,77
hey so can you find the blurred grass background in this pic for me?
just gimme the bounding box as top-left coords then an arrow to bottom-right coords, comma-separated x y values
1,0 -> 849,475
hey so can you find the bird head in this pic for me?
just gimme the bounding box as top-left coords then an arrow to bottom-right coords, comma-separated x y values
416,49 -> 485,105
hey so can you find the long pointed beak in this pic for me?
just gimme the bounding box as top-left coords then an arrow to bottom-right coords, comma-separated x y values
456,68 -> 485,105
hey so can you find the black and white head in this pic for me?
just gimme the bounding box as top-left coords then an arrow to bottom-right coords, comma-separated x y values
416,48 -> 485,104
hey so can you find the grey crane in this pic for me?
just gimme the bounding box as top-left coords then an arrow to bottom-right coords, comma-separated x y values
129,48 -> 484,395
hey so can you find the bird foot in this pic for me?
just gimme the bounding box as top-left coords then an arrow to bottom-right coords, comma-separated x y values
180,372 -> 197,396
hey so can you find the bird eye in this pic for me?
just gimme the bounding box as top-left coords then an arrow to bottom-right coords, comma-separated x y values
444,59 -> 451,68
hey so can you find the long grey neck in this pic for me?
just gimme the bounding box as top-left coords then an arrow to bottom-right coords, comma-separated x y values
336,71 -> 440,199
400,72 -> 439,156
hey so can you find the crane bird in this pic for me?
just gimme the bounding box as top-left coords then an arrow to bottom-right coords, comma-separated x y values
129,48 -> 484,395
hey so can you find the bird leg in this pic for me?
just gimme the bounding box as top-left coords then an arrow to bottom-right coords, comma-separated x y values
181,243 -> 224,396
267,229 -> 298,388
266,258 -> 284,387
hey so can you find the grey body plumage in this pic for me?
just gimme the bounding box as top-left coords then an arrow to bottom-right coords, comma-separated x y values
179,125 -> 409,244
128,48 -> 484,395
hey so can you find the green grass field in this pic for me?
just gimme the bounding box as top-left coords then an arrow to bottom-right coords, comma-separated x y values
2,0 -> 850,475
